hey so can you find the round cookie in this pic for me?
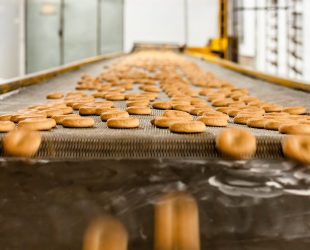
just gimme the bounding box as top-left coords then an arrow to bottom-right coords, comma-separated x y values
45,108 -> 67,117
163,110 -> 193,120
3,128 -> 41,157
19,118 -> 56,131
154,117 -> 187,128
197,116 -> 228,127
152,101 -> 172,110
79,106 -> 97,115
126,106 -> 151,115
264,120 -> 284,130
62,117 -> 95,128
107,117 -> 139,129
126,101 -> 149,107
227,109 -> 241,117
283,106 -> 306,115
105,94 -> 125,101
190,108 -> 213,116
216,128 -> 256,159
262,104 -> 283,112
15,114 -> 48,123
234,114 -> 259,125
172,105 -> 194,113
52,114 -> 80,125
46,92 -> 64,99
101,111 -> 129,121
0,121 -> 15,132
279,124 -> 310,135
282,135 -> 310,165
169,121 -> 206,133
246,118 -> 267,129
0,114 -> 13,121
95,107 -> 119,116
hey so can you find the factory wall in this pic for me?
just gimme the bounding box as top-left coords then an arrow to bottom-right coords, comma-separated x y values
124,0 -> 219,51
0,0 -> 24,81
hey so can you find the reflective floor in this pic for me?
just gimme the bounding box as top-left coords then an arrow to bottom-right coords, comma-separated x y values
0,158 -> 310,249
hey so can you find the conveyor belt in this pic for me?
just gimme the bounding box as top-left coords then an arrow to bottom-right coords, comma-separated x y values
0,54 -> 309,159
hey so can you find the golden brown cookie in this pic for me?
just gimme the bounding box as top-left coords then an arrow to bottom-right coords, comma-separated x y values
246,118 -> 267,129
152,101 -> 172,110
283,106 -> 306,115
105,93 -> 126,101
126,106 -> 151,115
126,101 -> 149,107
62,117 -> 95,128
172,105 -> 194,113
153,117 -> 187,128
197,116 -> 228,127
262,104 -> 283,112
282,135 -> 310,165
0,121 -> 15,132
79,106 -> 97,115
190,108 -> 213,116
169,121 -> 206,133
264,119 -> 284,130
107,117 -> 139,129
52,114 -> 80,125
46,92 -> 64,99
95,107 -> 119,116
163,110 -> 193,120
101,111 -> 129,121
3,128 -> 41,157
279,124 -> 310,135
0,114 -> 13,121
19,118 -> 56,131
216,128 -> 256,159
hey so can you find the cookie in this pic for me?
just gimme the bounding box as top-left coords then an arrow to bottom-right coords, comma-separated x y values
216,128 -> 256,159
52,114 -> 80,125
126,106 -> 151,115
105,94 -> 126,101
19,118 -> 56,131
46,92 -> 64,99
169,121 -> 206,133
126,101 -> 149,107
62,117 -> 95,128
197,116 -> 228,127
0,114 -> 13,121
246,118 -> 267,129
100,111 -> 129,121
282,135 -> 310,165
0,121 -> 15,132
163,110 -> 192,120
107,117 -> 139,129
279,124 -> 310,135
283,106 -> 306,115
154,117 -> 188,128
152,102 -> 172,110
3,128 -> 41,157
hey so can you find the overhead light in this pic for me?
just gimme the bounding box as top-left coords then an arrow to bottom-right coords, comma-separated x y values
40,3 -> 57,16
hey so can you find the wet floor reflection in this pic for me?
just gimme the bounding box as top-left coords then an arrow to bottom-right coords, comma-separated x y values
0,158 -> 310,249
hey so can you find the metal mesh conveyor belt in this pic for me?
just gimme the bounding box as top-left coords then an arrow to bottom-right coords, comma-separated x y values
0,55 -> 309,159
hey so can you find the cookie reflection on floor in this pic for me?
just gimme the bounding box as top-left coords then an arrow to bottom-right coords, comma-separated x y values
154,192 -> 200,250
83,216 -> 128,250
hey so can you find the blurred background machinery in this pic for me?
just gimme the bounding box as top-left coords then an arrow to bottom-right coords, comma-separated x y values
1,0 -> 310,83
